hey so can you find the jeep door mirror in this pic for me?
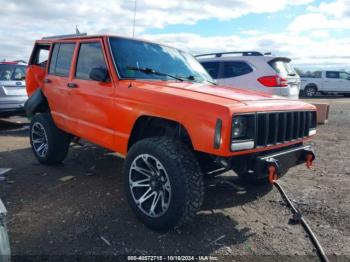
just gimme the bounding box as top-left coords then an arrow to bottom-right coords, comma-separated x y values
89,67 -> 110,82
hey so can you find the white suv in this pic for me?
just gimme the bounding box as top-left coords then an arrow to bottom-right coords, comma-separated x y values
196,51 -> 300,99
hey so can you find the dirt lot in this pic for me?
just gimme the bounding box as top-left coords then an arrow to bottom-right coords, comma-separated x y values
0,98 -> 349,261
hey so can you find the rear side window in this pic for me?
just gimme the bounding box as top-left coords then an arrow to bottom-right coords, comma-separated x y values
269,60 -> 296,77
200,62 -> 220,79
30,44 -> 50,68
222,61 -> 253,78
326,71 -> 340,79
75,42 -> 107,80
340,72 -> 350,80
49,43 -> 75,77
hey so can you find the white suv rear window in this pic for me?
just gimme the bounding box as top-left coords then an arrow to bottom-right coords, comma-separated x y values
269,60 -> 296,77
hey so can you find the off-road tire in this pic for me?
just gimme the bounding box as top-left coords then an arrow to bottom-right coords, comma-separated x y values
30,113 -> 70,165
123,137 -> 204,231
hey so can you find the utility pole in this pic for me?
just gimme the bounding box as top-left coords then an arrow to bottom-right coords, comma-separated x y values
132,0 -> 137,37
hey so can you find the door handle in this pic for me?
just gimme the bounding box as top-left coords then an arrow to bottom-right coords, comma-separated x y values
44,78 -> 51,83
67,83 -> 78,88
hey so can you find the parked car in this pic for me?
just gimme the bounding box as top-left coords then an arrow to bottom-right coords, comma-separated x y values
0,198 -> 10,260
0,61 -> 27,117
25,34 -> 316,230
300,70 -> 350,97
196,51 -> 301,99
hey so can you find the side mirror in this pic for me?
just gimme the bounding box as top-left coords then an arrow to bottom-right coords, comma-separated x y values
89,67 -> 109,82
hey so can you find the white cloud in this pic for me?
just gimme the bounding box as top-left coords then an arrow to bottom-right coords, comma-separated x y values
288,0 -> 350,31
1,0 -> 349,70
142,32 -> 350,69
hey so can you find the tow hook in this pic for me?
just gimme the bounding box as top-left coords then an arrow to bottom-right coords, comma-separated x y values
266,158 -> 279,185
305,149 -> 315,169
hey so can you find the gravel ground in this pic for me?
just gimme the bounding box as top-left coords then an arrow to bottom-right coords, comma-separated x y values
0,98 -> 349,261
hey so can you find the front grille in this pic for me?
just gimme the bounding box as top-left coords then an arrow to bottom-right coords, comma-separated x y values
256,111 -> 316,147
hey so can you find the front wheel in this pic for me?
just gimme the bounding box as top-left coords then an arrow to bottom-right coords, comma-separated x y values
30,113 -> 71,165
123,137 -> 204,231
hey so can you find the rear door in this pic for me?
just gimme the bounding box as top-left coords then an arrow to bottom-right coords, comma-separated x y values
44,42 -> 76,128
66,38 -> 115,149
26,43 -> 50,96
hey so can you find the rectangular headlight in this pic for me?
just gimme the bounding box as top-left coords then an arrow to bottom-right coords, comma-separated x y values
231,114 -> 256,151
232,116 -> 248,139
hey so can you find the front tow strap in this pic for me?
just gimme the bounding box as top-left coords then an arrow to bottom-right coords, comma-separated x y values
267,159 -> 330,262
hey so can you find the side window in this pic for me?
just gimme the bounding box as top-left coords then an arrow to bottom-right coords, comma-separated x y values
222,61 -> 253,78
326,71 -> 340,79
200,62 -> 220,79
75,42 -> 107,80
339,72 -> 350,80
30,45 -> 50,68
49,43 -> 75,77
49,44 -> 59,75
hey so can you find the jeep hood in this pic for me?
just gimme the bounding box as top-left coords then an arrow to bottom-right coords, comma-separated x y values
134,80 -> 283,104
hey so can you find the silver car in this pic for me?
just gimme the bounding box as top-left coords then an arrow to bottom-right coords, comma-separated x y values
0,61 -> 27,117
0,198 -> 10,260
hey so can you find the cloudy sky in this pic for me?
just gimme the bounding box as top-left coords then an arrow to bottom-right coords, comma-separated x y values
1,0 -> 350,70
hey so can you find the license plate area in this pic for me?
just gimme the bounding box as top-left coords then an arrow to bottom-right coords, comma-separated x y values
3,87 -> 26,96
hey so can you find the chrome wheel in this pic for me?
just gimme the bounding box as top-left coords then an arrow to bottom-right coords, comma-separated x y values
31,122 -> 48,158
129,154 -> 171,218
305,87 -> 316,97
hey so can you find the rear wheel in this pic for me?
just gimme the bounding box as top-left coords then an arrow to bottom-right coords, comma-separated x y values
30,113 -> 71,165
304,85 -> 317,97
123,137 -> 204,231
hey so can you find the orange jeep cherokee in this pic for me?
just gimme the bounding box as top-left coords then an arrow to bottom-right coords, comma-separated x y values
25,34 -> 316,230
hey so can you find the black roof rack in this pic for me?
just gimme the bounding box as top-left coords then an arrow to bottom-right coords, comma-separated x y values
42,33 -> 87,40
195,51 -> 264,58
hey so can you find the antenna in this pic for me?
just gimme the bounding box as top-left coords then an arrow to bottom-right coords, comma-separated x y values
132,0 -> 137,37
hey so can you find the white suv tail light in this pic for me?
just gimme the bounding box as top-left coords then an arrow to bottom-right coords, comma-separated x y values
258,75 -> 288,87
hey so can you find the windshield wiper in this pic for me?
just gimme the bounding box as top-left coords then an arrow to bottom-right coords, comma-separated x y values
186,75 -> 217,85
126,66 -> 184,82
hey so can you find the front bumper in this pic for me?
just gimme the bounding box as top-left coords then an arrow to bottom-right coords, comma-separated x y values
0,101 -> 25,117
230,144 -> 315,180
254,145 -> 315,179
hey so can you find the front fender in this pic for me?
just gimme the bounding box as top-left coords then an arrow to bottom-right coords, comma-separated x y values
24,89 -> 48,117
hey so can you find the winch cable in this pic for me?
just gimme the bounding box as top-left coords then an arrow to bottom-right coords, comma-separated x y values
269,173 -> 330,262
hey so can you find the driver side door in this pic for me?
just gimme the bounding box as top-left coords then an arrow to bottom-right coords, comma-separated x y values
66,39 -> 116,150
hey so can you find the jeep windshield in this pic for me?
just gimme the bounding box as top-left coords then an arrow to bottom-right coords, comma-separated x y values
109,37 -> 214,84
